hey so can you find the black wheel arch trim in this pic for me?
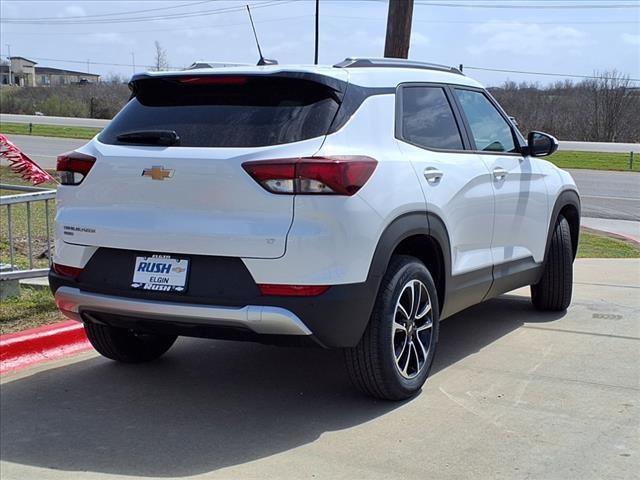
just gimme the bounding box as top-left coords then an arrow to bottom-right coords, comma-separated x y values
365,210 -> 454,318
544,189 -> 581,263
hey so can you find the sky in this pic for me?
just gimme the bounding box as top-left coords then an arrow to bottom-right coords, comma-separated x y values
1,0 -> 639,87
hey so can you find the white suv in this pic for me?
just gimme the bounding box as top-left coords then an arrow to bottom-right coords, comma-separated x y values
50,58 -> 580,400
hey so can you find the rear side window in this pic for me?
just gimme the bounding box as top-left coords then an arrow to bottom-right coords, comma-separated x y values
400,86 -> 464,150
99,76 -> 340,148
453,89 -> 516,153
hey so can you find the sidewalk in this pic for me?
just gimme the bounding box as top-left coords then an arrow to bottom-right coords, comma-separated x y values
582,217 -> 640,243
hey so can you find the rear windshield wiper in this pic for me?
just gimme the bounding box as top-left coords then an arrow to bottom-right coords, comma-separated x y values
116,130 -> 180,146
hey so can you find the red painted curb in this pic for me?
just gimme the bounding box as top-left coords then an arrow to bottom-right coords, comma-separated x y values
0,320 -> 92,375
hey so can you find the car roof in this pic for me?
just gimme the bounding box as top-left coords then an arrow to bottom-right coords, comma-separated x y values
140,60 -> 484,90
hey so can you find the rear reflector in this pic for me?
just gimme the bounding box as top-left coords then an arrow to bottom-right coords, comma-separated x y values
258,284 -> 330,297
57,151 -> 96,185
242,156 -> 377,196
52,263 -> 83,279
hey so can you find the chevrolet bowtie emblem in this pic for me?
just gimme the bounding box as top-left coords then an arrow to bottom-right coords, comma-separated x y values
142,166 -> 174,181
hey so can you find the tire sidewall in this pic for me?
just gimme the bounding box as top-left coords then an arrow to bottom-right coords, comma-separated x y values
375,258 -> 440,397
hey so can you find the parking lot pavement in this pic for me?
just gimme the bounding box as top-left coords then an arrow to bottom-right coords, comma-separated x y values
1,259 -> 638,480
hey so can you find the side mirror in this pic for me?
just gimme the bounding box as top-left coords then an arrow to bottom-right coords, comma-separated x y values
526,131 -> 558,157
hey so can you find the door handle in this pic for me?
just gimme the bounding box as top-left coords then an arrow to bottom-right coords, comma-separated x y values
493,167 -> 508,180
424,167 -> 443,183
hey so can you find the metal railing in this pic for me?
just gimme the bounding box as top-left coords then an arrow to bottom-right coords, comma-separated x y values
1,184 -> 56,281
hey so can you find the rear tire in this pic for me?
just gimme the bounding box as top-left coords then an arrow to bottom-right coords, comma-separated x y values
345,255 -> 439,401
531,215 -> 573,311
84,321 -> 177,363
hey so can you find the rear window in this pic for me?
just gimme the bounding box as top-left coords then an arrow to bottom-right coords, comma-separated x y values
99,76 -> 341,148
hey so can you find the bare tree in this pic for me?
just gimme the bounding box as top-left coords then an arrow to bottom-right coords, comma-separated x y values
153,41 -> 169,71
584,70 -> 632,142
490,72 -> 639,143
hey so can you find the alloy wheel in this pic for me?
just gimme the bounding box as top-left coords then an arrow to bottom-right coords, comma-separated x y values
392,279 -> 433,379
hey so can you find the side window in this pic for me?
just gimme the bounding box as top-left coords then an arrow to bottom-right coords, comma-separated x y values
454,89 -> 516,153
401,86 -> 464,150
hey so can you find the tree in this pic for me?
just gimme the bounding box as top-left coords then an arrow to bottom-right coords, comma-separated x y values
489,73 -> 639,143
153,41 -> 169,71
584,70 -> 632,142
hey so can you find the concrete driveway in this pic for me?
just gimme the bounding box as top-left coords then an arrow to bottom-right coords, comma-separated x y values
1,259 -> 638,480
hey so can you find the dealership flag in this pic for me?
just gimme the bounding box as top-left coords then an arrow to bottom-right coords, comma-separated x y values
0,134 -> 58,185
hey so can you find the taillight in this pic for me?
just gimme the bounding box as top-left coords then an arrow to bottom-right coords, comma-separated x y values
258,284 -> 330,297
242,156 -> 377,196
57,151 -> 96,185
52,263 -> 83,279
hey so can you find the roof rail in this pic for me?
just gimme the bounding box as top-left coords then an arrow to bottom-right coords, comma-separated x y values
334,57 -> 463,75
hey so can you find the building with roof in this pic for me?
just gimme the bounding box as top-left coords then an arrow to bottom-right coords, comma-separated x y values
1,56 -> 100,87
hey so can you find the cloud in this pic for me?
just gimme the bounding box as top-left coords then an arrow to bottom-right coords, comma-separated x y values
63,5 -> 86,17
411,32 -> 430,48
324,29 -> 385,58
468,22 -> 590,56
621,33 -> 640,46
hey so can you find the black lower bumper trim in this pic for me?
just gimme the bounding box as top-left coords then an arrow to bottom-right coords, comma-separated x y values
49,248 -> 380,348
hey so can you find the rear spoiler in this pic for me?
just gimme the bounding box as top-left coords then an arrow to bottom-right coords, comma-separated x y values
128,71 -> 348,100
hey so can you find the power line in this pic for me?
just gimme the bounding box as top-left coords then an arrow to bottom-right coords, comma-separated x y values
324,14 -> 639,24
1,14 -> 314,37
1,0 -> 294,25
0,54 -> 180,70
3,51 -> 638,83
1,0 -> 215,21
414,1 -> 640,8
464,66 -> 640,82
410,0 -> 638,2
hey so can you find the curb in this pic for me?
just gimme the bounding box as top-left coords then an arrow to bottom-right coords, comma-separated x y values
0,320 -> 91,375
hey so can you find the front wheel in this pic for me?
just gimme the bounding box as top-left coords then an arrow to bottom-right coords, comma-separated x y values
531,215 -> 573,311
345,255 -> 440,401
84,321 -> 177,363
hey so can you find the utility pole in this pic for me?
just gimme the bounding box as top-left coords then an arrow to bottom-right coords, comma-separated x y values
131,52 -> 136,75
384,0 -> 414,59
314,0 -> 319,64
6,44 -> 12,85
87,59 -> 90,73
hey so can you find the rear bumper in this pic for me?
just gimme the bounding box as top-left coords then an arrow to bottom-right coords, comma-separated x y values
55,286 -> 312,336
49,248 -> 381,347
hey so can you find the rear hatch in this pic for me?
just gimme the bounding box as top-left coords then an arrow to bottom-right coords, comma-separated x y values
57,71 -> 348,258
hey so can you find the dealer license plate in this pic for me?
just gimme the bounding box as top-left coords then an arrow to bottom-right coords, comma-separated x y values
131,255 -> 189,292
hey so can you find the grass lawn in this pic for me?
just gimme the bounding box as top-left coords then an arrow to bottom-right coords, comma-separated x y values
577,228 -> 640,258
0,286 -> 64,335
0,122 -> 101,140
550,151 -> 638,172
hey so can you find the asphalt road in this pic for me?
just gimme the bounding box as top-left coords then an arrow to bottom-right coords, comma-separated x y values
567,169 -> 640,221
1,259 -> 638,480
2,135 -> 87,168
560,141 -> 640,153
1,113 -> 110,128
